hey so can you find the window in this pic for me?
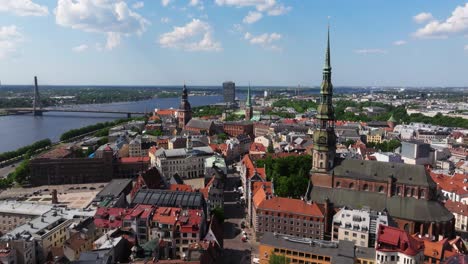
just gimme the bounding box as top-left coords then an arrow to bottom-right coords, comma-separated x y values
363,184 -> 369,191
378,186 -> 385,193
336,181 -> 341,188
349,182 -> 354,189
420,189 -> 426,198
397,186 -> 401,195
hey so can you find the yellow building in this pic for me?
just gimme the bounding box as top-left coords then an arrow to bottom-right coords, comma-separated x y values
258,232 -> 375,264
366,129 -> 385,144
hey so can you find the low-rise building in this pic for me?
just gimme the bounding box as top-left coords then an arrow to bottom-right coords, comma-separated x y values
258,232 -> 375,264
223,121 -> 254,138
1,207 -> 95,264
129,136 -> 142,157
154,144 -> 214,180
444,200 -> 468,232
332,207 -> 389,248
255,197 -> 326,240
375,225 -> 424,264
0,201 -> 53,234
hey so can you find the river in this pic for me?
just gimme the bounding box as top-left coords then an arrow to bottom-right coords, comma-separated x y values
0,95 -> 223,152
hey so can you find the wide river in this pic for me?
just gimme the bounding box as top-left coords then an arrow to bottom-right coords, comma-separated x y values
0,95 -> 222,152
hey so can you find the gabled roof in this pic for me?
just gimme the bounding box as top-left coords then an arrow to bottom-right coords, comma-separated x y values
186,119 -> 214,130
332,159 -> 435,188
377,225 -> 424,256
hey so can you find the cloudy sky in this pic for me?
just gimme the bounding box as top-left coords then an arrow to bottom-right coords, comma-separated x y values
0,0 -> 467,87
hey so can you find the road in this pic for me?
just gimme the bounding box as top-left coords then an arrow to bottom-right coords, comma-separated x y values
0,161 -> 20,178
223,164 -> 259,264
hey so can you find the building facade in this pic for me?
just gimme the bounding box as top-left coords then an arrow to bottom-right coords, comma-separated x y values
223,81 -> 235,105
154,144 -> 214,179
375,225 -> 425,264
332,207 -> 389,247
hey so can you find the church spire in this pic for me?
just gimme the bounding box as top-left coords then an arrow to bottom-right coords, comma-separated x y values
324,24 -> 331,71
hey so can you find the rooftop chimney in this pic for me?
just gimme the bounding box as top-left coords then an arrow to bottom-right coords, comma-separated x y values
51,189 -> 58,204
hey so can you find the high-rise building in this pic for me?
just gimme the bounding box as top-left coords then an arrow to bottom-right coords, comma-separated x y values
222,81 -> 236,104
245,85 -> 253,121
178,84 -> 192,129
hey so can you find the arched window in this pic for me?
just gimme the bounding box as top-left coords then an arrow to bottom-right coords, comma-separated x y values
397,186 -> 401,195
336,182 -> 341,188
320,153 -> 324,160
349,182 -> 354,189
411,188 -> 415,197
363,184 -> 369,191
378,186 -> 385,193
420,189 -> 426,199
406,187 -> 411,197
319,162 -> 323,168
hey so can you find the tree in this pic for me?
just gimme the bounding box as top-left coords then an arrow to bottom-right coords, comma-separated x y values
211,206 -> 225,223
267,144 -> 274,153
344,139 -> 355,148
218,133 -> 228,141
269,254 -> 289,264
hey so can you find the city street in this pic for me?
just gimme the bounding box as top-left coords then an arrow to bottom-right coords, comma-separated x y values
223,166 -> 259,264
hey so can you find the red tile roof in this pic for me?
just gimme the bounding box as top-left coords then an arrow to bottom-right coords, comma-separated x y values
156,109 -> 177,116
124,204 -> 155,220
377,225 -> 424,256
445,200 -> 468,217
257,197 -> 325,217
170,184 -> 193,192
250,142 -> 266,153
94,207 -> 130,229
430,171 -> 468,195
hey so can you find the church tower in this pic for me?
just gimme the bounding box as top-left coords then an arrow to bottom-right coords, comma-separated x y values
178,84 -> 192,129
311,26 -> 336,177
245,84 -> 253,121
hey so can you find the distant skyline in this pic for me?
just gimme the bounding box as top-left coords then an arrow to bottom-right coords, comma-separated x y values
0,0 -> 468,87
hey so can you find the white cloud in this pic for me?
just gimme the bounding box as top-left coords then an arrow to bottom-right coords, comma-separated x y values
0,25 -> 24,58
161,17 -> 171,24
132,1 -> 144,9
215,0 -> 290,16
55,0 -> 150,50
244,31 -> 281,50
266,4 -> 291,16
354,49 -> 387,54
413,12 -> 433,24
0,0 -> 48,16
464,44 -> 468,50
243,11 -> 262,24
393,40 -> 407,46
159,19 -> 222,51
105,32 -> 121,50
72,44 -> 88,52
413,4 -> 468,39
189,0 -> 199,6
162,0 -> 171,7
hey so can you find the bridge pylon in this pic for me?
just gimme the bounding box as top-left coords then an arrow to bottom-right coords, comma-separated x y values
32,76 -> 42,116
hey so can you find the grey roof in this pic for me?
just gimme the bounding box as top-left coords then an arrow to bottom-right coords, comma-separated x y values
259,232 -> 365,264
96,178 -> 133,198
308,186 -> 453,222
186,119 -> 214,130
332,160 -> 435,188
157,146 -> 214,158
132,189 -> 205,210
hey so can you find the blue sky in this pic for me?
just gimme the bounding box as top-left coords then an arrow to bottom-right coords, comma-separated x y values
0,0 -> 467,87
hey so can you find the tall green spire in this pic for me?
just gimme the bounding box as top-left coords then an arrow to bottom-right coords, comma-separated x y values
246,84 -> 251,107
324,24 -> 331,71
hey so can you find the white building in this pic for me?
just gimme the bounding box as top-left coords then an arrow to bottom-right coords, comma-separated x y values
332,207 -> 388,248
1,207 -> 95,264
155,138 -> 214,179
375,225 -> 424,264
370,152 -> 403,163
